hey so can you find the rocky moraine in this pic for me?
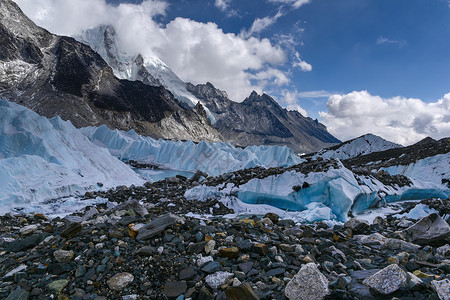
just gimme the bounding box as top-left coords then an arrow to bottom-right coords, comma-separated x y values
0,167 -> 449,300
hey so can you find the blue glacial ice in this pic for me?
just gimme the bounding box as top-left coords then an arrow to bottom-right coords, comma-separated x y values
0,100 -> 144,214
185,161 -> 449,222
80,125 -> 303,177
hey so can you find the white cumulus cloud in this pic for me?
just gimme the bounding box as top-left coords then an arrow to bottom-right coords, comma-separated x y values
15,0 -> 290,101
278,89 -> 308,116
319,91 -> 450,145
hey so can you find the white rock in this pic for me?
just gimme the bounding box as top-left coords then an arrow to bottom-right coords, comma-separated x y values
363,264 -> 407,294
20,224 -> 38,236
205,271 -> 234,289
4,264 -> 27,279
431,278 -> 450,300
107,272 -> 134,291
197,255 -> 214,267
285,263 -> 329,300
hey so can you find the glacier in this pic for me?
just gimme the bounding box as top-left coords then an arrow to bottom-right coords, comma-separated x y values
80,125 -> 303,177
381,152 -> 450,185
185,161 -> 449,222
0,100 -> 144,214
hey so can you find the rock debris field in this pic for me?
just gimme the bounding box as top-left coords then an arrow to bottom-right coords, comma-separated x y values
0,180 -> 449,299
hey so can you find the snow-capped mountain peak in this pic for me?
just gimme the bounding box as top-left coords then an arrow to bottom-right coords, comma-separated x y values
315,133 -> 402,160
76,25 -> 216,124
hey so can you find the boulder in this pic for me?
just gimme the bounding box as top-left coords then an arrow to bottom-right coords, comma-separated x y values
47,279 -> 69,293
362,264 -> 407,294
107,272 -> 134,290
399,213 -> 450,245
6,233 -> 49,252
61,222 -> 82,239
136,213 -> 184,241
431,278 -> 450,300
163,281 -> 187,298
53,250 -> 74,263
5,287 -> 28,300
343,219 -> 370,234
225,282 -> 259,300
284,262 -> 329,300
205,271 -> 234,289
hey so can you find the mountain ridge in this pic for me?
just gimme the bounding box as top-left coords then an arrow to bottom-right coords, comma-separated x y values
77,24 -> 340,153
0,0 -> 222,143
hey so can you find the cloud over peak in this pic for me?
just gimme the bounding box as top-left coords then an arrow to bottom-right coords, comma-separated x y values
319,91 -> 450,145
15,0 -> 296,101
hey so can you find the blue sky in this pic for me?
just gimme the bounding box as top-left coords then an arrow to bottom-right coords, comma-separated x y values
16,0 -> 450,144
105,0 -> 449,106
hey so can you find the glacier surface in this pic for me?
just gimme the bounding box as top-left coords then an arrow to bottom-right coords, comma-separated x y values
185,161 -> 449,222
381,152 -> 450,185
80,125 -> 303,177
0,100 -> 144,214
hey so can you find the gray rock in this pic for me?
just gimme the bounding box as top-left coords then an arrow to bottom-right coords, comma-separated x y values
6,287 -> 29,300
136,213 -> 184,241
179,266 -> 197,280
163,281 -> 187,298
362,264 -> 407,295
6,233 -> 49,252
107,200 -> 149,217
107,272 -> 134,290
351,269 -> 381,283
47,279 -> 69,293
284,262 -> 329,300
201,261 -> 221,274
53,249 -> 74,263
406,272 -> 424,291
343,219 -> 370,234
19,224 -> 38,236
437,244 -> 450,257
239,262 -> 254,274
265,268 -> 285,277
431,278 -> 450,300
399,213 -> 450,245
136,246 -> 156,256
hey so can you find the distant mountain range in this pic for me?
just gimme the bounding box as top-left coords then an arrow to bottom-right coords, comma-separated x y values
0,0 -> 340,152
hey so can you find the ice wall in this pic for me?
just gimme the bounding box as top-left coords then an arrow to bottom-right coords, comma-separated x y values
381,153 -> 450,185
0,100 -> 144,214
185,163 -> 449,222
80,125 -> 303,176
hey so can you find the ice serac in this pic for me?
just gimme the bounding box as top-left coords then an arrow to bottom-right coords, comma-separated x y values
0,100 -> 144,214
315,134 -> 402,160
80,125 -> 303,177
0,1 -> 221,143
185,160 -> 449,222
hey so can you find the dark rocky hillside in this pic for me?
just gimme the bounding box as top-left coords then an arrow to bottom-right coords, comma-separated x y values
187,83 -> 341,153
0,0 -> 222,142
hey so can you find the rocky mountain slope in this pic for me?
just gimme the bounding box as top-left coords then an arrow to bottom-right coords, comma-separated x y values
0,0 -> 222,142
187,83 -> 341,153
77,25 -> 340,153
311,133 -> 403,160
